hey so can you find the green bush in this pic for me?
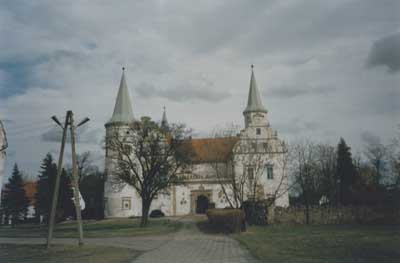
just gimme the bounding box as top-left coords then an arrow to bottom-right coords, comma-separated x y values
206,209 -> 245,233
242,200 -> 268,225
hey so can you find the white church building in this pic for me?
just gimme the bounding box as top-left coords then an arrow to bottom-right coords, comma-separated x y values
104,66 -> 289,217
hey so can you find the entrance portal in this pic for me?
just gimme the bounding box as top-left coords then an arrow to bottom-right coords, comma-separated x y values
196,195 -> 209,214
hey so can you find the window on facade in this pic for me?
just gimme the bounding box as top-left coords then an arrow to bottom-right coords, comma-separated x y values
251,143 -> 257,152
266,165 -> 274,179
263,142 -> 268,151
256,128 -> 261,135
122,197 -> 131,210
248,167 -> 254,180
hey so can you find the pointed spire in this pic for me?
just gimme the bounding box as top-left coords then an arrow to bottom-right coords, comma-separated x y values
161,106 -> 169,129
107,67 -> 135,124
243,65 -> 267,114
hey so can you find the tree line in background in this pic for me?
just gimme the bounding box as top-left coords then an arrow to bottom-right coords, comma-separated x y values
290,130 -> 400,223
1,121 -> 399,227
0,152 -> 104,226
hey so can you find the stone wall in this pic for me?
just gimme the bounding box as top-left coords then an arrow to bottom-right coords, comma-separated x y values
273,206 -> 400,225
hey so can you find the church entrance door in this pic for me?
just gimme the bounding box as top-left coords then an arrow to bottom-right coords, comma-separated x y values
196,195 -> 209,214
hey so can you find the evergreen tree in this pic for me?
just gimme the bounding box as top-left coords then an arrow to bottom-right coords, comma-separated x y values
35,153 -> 75,222
59,169 -> 75,220
35,153 -> 57,222
80,169 -> 105,219
1,164 -> 29,226
336,138 -> 356,205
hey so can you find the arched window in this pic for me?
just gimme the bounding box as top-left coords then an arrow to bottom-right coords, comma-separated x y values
265,164 -> 274,179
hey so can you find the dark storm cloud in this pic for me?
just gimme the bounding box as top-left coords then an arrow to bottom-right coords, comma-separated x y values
135,79 -> 230,103
360,131 -> 381,145
0,50 -> 81,97
135,82 -> 157,98
40,125 -> 99,144
165,0 -> 398,56
366,33 -> 400,73
277,118 -> 321,136
266,85 -> 333,99
40,127 -> 63,142
0,56 -> 47,97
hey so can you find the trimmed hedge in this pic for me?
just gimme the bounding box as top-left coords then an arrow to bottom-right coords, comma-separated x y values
242,200 -> 268,225
206,209 -> 245,233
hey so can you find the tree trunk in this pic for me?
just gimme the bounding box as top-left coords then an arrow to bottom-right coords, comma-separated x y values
305,203 -> 310,225
140,200 -> 151,227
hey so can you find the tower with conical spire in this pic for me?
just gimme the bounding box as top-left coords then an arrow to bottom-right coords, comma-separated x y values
106,67 -> 134,126
243,65 -> 269,128
161,106 -> 169,130
104,68 -> 136,218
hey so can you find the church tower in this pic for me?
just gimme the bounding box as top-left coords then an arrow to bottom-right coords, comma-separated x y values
235,65 -> 289,207
243,65 -> 269,128
161,106 -> 169,132
104,68 -> 135,217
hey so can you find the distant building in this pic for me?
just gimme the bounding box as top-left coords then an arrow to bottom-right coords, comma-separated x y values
1,181 -> 36,224
104,67 -> 289,217
23,182 -> 37,218
0,120 -> 7,204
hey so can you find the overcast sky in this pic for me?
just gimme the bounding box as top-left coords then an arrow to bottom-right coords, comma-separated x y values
0,0 -> 399,179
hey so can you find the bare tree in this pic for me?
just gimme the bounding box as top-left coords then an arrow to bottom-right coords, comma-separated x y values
290,141 -> 320,224
315,144 -> 337,205
363,137 -> 388,186
202,124 -> 243,208
388,125 -> 400,187
76,151 -> 94,183
107,117 -> 191,226
206,125 -> 289,209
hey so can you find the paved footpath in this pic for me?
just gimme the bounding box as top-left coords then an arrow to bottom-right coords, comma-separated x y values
132,217 -> 259,263
0,216 -> 258,263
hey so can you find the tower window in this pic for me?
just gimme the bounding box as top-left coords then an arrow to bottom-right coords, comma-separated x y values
122,197 -> 131,210
266,165 -> 274,179
248,167 -> 254,180
256,128 -> 261,135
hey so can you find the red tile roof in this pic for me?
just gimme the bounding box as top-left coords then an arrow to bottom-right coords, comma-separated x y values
23,181 -> 37,205
182,137 -> 239,163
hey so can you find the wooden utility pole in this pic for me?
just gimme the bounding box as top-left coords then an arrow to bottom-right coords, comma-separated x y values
69,111 -> 84,245
47,111 -> 89,248
47,111 -> 70,248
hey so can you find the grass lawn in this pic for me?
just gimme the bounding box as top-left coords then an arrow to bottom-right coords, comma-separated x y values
0,218 -> 181,238
235,224 -> 400,263
0,244 -> 139,263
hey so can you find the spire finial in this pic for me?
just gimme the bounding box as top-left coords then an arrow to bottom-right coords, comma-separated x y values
243,65 -> 267,115
163,105 -> 166,112
107,68 -> 134,125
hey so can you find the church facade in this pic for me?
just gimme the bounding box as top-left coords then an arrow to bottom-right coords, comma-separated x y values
104,67 -> 289,217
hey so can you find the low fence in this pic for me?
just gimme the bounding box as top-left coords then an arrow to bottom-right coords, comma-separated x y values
273,205 -> 400,225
